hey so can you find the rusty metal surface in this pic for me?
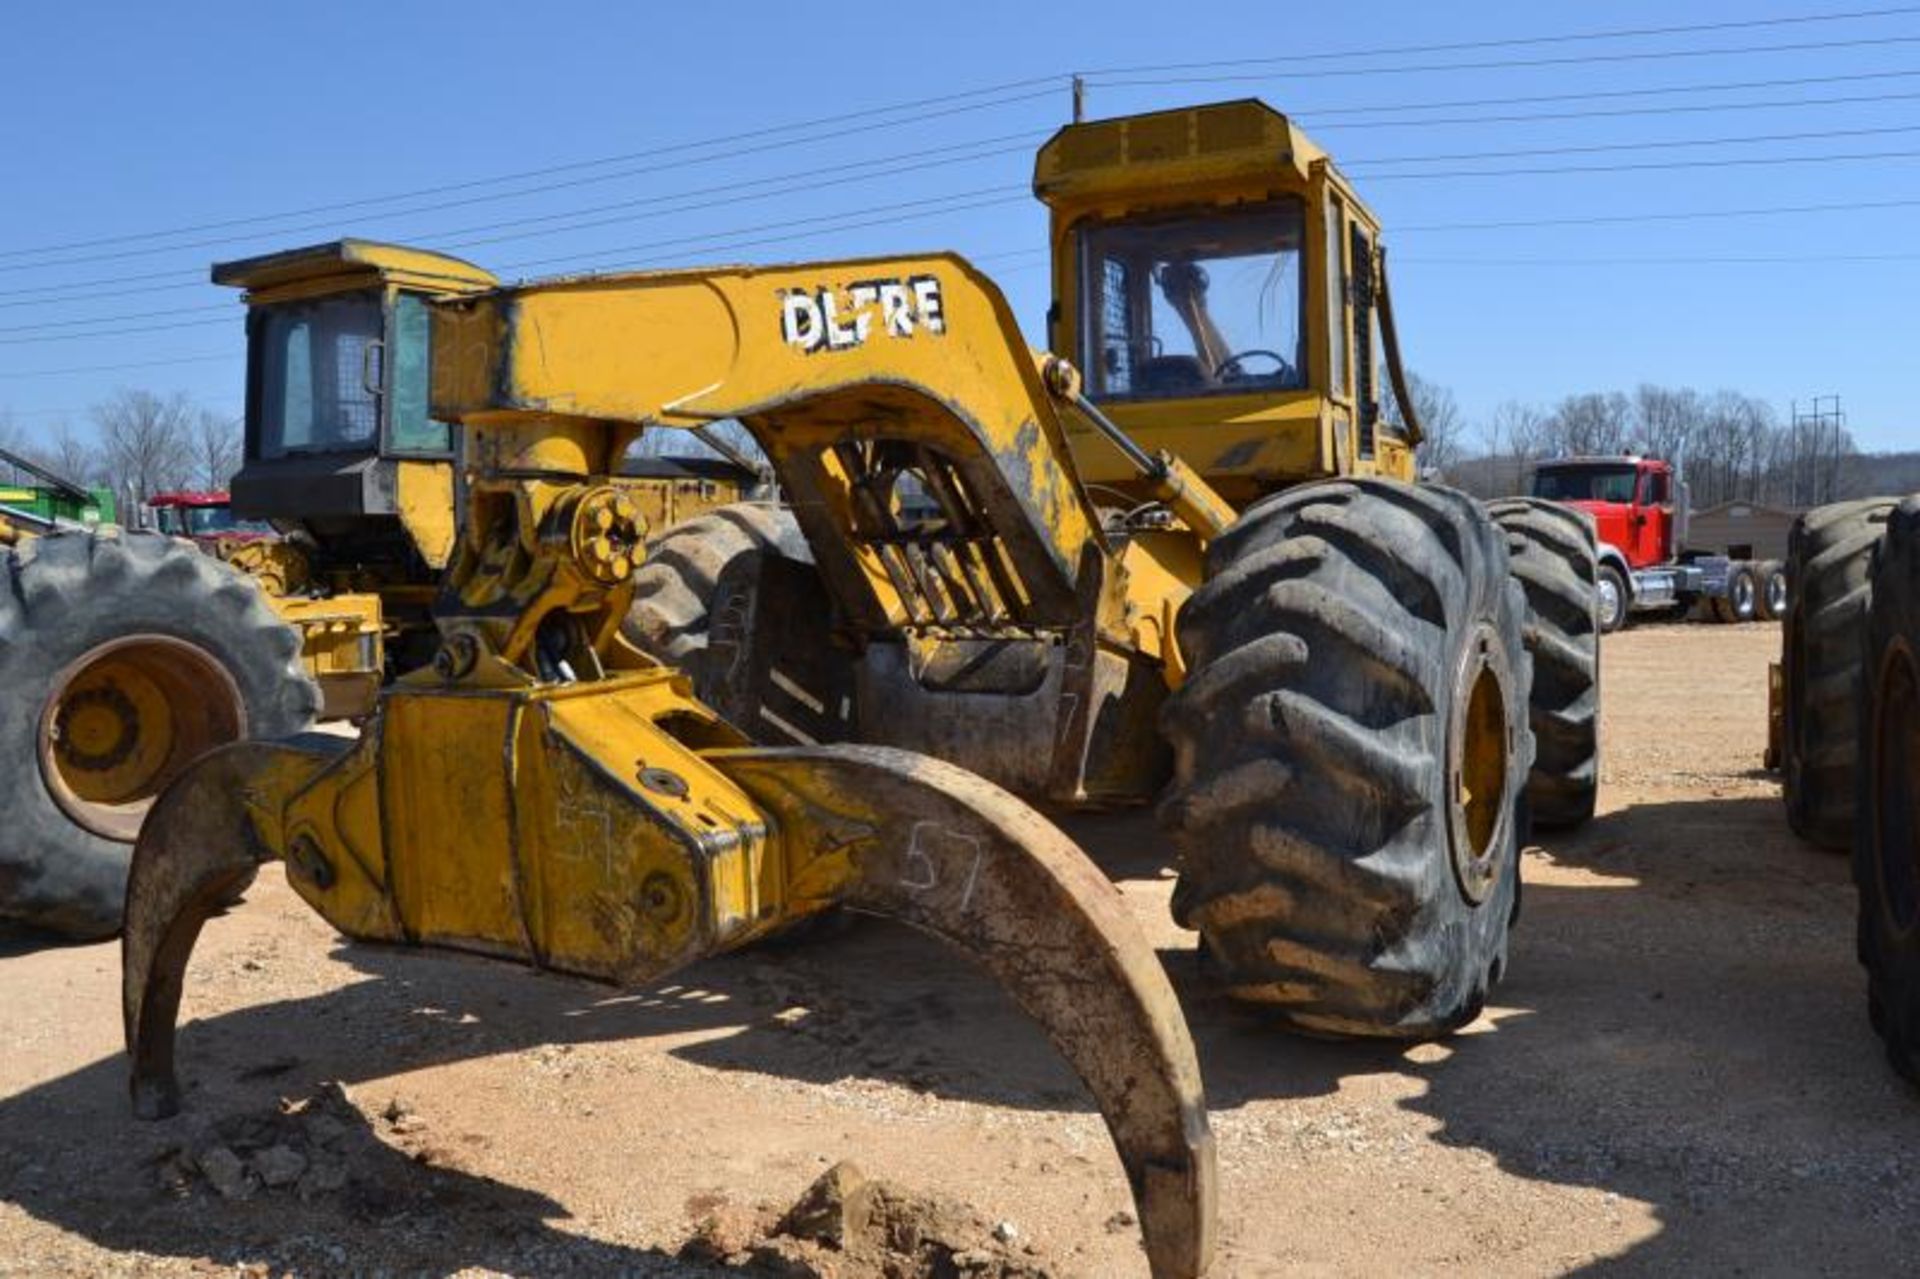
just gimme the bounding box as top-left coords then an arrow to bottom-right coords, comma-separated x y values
714,745 -> 1217,1279
122,737 -> 348,1120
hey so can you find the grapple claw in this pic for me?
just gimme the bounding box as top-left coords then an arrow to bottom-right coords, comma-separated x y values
122,737 -> 347,1119
714,745 -> 1217,1279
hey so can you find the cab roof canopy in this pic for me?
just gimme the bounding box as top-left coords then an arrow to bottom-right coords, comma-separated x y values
210,238 -> 497,300
1032,98 -> 1341,211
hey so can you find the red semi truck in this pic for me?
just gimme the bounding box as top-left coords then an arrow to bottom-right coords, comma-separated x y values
1529,455 -> 1787,632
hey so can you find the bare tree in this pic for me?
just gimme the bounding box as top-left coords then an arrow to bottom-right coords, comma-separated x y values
1543,391 -> 1633,457
92,389 -> 195,506
47,425 -> 99,488
193,411 -> 243,490
1479,400 -> 1549,496
1390,371 -> 1466,477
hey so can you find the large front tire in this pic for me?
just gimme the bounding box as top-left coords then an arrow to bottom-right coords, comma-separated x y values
622,504 -> 850,744
1159,480 -> 1532,1038
1783,499 -> 1897,849
1855,497 -> 1920,1083
1488,498 -> 1601,829
0,529 -> 318,939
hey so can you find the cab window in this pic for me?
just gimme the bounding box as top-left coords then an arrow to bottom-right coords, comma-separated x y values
1533,465 -> 1638,504
1078,199 -> 1306,401
255,292 -> 382,458
387,293 -> 451,454
1642,470 -> 1671,505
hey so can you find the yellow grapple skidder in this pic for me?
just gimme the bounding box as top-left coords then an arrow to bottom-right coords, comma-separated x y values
124,101 -> 1602,1276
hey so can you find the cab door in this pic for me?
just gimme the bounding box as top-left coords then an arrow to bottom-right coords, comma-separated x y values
1632,466 -> 1675,566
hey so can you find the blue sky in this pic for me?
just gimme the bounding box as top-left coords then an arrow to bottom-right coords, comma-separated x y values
1,1 -> 1915,450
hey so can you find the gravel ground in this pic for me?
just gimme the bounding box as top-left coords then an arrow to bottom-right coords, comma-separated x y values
1,621 -> 1911,1276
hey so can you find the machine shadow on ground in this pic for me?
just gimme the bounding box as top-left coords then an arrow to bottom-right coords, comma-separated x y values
1,790 -> 1910,1273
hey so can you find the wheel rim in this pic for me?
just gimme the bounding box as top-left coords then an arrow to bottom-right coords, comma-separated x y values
1597,575 -> 1623,630
1766,573 -> 1788,617
38,635 -> 246,842
1446,626 -> 1515,906
1733,574 -> 1756,619
1873,640 -> 1920,936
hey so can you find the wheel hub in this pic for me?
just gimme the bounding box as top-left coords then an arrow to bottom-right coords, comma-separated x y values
1597,577 -> 1622,629
38,635 -> 246,842
1446,625 -> 1516,906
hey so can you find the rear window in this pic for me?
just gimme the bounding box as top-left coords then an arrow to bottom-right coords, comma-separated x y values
255,292 -> 382,458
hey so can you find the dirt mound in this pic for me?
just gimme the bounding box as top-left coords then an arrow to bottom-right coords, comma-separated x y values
681,1160 -> 1059,1277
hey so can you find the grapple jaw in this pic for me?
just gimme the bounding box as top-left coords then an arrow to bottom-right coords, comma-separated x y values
121,720 -> 1215,1277
718,746 -> 1217,1279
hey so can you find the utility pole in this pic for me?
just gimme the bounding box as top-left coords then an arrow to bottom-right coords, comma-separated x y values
1072,75 -> 1085,123
1789,394 -> 1846,505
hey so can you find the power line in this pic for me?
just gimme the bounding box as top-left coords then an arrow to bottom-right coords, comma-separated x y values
8,63 -> 1920,303
1086,33 -> 1920,89
1311,86 -> 1920,131
377,139 -> 1041,255
1345,121 -> 1920,167
0,267 -> 202,304
0,115 -> 1054,276
0,353 -> 232,378
1402,250 -> 1920,265
0,317 -> 231,347
0,274 -> 206,310
0,80 -> 1062,262
0,303 -> 228,336
0,131 -> 1047,277
15,97 -> 1920,317
1396,195 -> 1920,232
1362,146 -> 1920,181
499,188 -> 1030,275
6,5 -> 1912,266
1084,4 -> 1920,76
0,188 -> 1032,344
1293,68 -> 1920,117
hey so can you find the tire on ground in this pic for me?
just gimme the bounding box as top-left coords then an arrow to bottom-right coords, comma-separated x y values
1159,478 -> 1533,1038
1854,495 -> 1920,1084
0,528 -> 318,939
1783,498 -> 1898,849
622,503 -> 846,743
1488,498 -> 1601,829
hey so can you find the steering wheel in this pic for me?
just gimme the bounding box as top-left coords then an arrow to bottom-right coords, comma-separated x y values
1214,349 -> 1293,382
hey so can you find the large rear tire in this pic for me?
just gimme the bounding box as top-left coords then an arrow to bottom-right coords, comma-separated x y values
1159,479 -> 1532,1038
1783,499 -> 1898,850
622,504 -> 850,744
1488,498 -> 1601,829
1855,496 -> 1920,1083
0,529 -> 318,939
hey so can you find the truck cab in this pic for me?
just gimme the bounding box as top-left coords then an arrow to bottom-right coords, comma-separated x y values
1530,454 -> 1739,631
1531,455 -> 1681,570
147,491 -> 273,549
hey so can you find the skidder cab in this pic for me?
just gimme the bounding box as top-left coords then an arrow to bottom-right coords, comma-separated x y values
1036,98 -> 1422,501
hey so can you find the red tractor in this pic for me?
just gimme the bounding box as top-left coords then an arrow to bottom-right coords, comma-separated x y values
1530,455 -> 1786,632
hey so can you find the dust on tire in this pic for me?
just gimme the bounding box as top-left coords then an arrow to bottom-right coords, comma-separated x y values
1159,478 -> 1532,1038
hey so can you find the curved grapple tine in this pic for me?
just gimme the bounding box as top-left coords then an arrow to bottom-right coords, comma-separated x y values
713,745 -> 1217,1279
122,742 -> 313,1120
